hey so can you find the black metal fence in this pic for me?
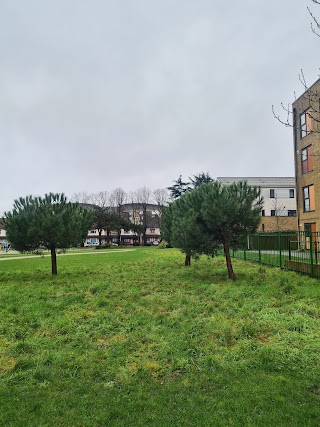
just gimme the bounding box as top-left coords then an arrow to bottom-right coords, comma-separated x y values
232,231 -> 320,278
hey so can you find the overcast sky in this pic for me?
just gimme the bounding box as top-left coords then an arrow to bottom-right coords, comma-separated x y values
1,0 -> 319,214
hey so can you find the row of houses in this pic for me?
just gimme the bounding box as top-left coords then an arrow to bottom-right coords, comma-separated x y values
85,203 -> 161,246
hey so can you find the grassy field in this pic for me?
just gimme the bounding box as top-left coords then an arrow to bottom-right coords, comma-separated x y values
0,247 -> 126,258
0,247 -> 320,426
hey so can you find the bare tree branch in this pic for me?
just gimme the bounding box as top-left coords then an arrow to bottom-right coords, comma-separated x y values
274,2 -> 320,132
308,3 -> 320,37
70,192 -> 94,204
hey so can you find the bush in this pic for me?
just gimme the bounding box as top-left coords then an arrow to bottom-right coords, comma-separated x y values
158,240 -> 168,249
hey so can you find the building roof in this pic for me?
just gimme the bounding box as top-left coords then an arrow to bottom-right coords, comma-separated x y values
292,77 -> 320,105
217,177 -> 296,188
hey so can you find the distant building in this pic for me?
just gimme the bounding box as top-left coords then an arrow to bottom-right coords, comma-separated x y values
0,220 -> 8,246
217,177 -> 297,232
84,203 -> 161,246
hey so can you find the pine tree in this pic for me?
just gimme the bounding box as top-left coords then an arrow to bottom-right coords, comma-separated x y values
161,191 -> 219,266
167,175 -> 191,199
4,193 -> 93,275
198,181 -> 263,279
189,172 -> 213,188
163,181 -> 263,278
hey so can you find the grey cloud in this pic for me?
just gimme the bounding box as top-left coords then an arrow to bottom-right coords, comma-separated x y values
1,0 -> 319,214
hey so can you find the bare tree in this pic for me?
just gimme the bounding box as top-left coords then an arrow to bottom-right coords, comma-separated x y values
91,191 -> 110,209
308,0 -> 320,37
152,188 -> 169,225
153,188 -> 169,207
109,188 -> 127,213
127,191 -> 141,244
271,195 -> 289,231
273,1 -> 320,134
70,191 -> 93,204
130,187 -> 151,246
109,188 -> 127,244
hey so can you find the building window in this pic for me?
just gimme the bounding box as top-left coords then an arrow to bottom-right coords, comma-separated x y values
150,228 -> 155,233
270,189 -> 275,198
261,210 -> 265,216
303,185 -> 315,212
271,210 -> 276,216
300,111 -> 312,138
289,189 -> 295,198
288,210 -> 297,217
301,145 -> 313,174
304,223 -> 316,233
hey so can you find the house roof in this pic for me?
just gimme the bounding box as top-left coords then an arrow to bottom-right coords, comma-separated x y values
216,177 -> 296,188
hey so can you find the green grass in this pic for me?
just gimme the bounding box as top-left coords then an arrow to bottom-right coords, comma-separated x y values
0,247 -> 128,258
0,248 -> 320,426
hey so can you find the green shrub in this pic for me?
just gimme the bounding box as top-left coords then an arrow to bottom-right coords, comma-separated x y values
158,240 -> 168,249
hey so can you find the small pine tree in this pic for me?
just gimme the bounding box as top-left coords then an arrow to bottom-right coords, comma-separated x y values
198,181 -> 263,279
161,191 -> 219,266
4,193 -> 93,275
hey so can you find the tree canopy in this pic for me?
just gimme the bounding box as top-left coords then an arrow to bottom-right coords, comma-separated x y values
167,172 -> 213,199
189,172 -> 213,188
162,181 -> 263,279
4,193 -> 93,275
167,175 -> 191,199
161,191 -> 219,266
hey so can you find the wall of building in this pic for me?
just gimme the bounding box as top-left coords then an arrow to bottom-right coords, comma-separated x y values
293,78 -> 320,232
258,216 -> 298,232
260,187 -> 296,216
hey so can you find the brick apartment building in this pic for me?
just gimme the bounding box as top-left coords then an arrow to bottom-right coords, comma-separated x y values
292,78 -> 320,234
217,177 -> 297,232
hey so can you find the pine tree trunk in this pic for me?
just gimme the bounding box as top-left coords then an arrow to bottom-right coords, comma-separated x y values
223,237 -> 235,280
98,230 -> 102,246
185,254 -> 191,266
50,246 -> 57,275
107,229 -> 111,243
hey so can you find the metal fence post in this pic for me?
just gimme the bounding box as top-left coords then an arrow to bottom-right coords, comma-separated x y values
288,240 -> 291,261
244,241 -> 246,261
278,231 -> 282,268
258,233 -> 261,264
309,232 -> 314,277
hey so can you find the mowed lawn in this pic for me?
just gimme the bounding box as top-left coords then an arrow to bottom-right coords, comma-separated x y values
0,248 -> 320,426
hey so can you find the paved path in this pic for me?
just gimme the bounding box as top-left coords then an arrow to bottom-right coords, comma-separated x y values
0,249 -> 135,262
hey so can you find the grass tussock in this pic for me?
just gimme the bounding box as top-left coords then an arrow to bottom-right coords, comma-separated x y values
0,248 -> 320,426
